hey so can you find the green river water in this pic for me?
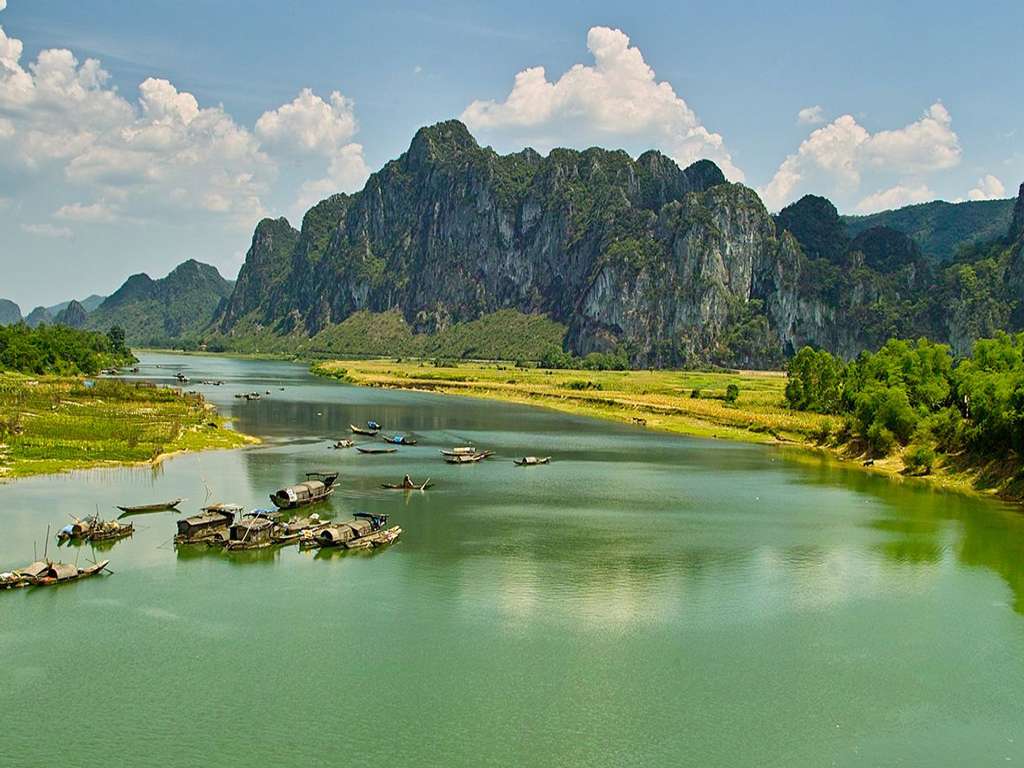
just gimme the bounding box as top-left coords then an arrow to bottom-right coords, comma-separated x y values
2,353 -> 1023,767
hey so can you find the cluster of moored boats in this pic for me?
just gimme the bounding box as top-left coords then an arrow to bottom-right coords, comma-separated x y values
340,421 -> 552,467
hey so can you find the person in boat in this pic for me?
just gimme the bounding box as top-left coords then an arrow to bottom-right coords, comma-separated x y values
402,474 -> 415,489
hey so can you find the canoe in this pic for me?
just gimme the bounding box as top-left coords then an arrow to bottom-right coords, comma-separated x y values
350,424 -> 380,436
33,559 -> 111,587
440,446 -> 476,457
381,478 -> 432,490
116,498 -> 183,514
514,456 -> 551,466
382,434 -> 417,445
444,451 -> 493,464
356,445 -> 397,454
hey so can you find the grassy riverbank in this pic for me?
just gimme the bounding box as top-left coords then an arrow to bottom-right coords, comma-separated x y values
314,358 -> 1024,503
0,374 -> 257,478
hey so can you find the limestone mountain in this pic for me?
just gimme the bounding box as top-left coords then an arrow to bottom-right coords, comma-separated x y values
54,300 -> 89,329
24,306 -> 52,327
88,259 -> 234,345
0,299 -> 21,326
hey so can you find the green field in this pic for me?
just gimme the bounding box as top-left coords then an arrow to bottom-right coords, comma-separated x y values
0,375 -> 256,478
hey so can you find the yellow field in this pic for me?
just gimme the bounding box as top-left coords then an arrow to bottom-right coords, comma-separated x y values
313,359 -> 831,444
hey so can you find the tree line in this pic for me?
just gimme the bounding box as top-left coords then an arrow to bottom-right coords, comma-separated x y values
785,333 -> 1024,471
0,323 -> 134,376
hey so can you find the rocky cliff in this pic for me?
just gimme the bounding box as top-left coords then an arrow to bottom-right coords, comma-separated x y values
54,300 -> 88,329
0,299 -> 21,326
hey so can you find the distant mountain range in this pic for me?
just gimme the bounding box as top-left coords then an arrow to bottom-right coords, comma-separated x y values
3,120 -> 1022,366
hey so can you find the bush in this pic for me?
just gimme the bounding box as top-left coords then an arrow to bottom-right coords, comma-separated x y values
724,383 -> 740,404
866,423 -> 897,457
811,418 -> 832,444
690,388 -> 701,399
903,443 -> 937,474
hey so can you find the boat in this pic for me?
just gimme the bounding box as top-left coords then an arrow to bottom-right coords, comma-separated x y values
355,445 -> 397,454
272,513 -> 330,544
33,559 -> 111,587
344,525 -> 402,550
367,420 -> 382,431
382,434 -> 417,445
116,498 -> 183,514
381,475 -> 432,490
440,446 -> 476,457
1,561 -> 48,590
444,451 -> 493,464
58,516 -> 134,543
299,513 -> 395,550
350,424 -> 380,436
245,392 -> 261,401
269,471 -> 339,509
514,456 -> 551,466
224,514 -> 278,551
174,504 -> 241,545
330,439 -> 354,449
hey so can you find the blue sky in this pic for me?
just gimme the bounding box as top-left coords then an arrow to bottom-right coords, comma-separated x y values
1,0 -> 1021,309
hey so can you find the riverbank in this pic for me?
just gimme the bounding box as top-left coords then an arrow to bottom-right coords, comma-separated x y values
0,374 -> 257,479
314,358 -> 1024,504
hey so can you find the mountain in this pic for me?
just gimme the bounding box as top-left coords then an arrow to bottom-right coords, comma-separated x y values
0,299 -> 21,326
87,260 -> 234,345
54,300 -> 89,329
843,197 -> 1015,262
203,120 -> 1024,365
24,306 -> 52,327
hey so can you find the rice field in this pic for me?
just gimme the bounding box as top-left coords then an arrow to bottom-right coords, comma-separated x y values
0,375 -> 255,478
313,360 -> 832,444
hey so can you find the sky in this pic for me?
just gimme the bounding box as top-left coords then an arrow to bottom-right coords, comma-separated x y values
1,0 -> 1022,310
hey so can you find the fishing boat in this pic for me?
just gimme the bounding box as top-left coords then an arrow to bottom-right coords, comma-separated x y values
116,498 -> 183,514
440,446 -> 477,457
272,513 -> 330,544
382,434 -> 417,445
299,513 -> 395,550
58,516 -> 134,543
367,420 -> 382,431
350,424 -> 380,436
269,471 -> 339,509
444,451 -> 493,464
514,456 -> 551,466
356,445 -> 397,455
224,515 -> 278,551
1,561 -> 48,590
33,559 -> 111,587
344,525 -> 402,550
174,504 -> 241,545
381,475 -> 432,490
330,439 -> 354,449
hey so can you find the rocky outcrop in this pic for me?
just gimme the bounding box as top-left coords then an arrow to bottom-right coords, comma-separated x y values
54,300 -> 88,329
0,298 -> 21,325
25,306 -> 52,327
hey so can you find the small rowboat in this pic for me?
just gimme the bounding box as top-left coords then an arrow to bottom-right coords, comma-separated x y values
381,477 -> 432,490
32,559 -> 111,587
116,498 -> 183,515
440,446 -> 476,457
382,434 -> 417,445
514,456 -> 551,466
350,424 -> 380,436
356,445 -> 397,454
444,451 -> 493,464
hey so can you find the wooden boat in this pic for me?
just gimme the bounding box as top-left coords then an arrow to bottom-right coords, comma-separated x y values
269,472 -> 339,509
382,434 -> 417,445
33,559 -> 111,587
330,439 -> 354,449
440,446 -> 476,457
224,515 -> 278,551
271,513 -> 330,544
444,451 -> 493,464
350,424 -> 380,436
514,456 -> 551,466
57,515 -> 133,543
1,561 -> 48,590
381,476 -> 432,490
344,525 -> 402,550
356,445 -> 397,454
299,513 -> 391,550
174,504 -> 241,545
367,420 -> 382,431
116,498 -> 183,514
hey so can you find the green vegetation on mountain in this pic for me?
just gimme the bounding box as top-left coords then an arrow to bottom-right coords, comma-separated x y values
843,197 -> 1015,262
87,259 -> 234,346
0,323 -> 135,375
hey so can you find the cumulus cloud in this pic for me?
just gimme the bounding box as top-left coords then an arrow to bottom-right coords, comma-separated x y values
761,103 -> 961,210
855,184 -> 934,214
0,2 -> 7,12
54,201 -> 116,222
965,174 -> 1006,201
256,88 -> 358,155
797,106 -> 825,125
22,222 -> 72,238
461,26 -> 743,180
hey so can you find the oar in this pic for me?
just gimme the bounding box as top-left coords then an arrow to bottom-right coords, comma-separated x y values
419,477 -> 431,491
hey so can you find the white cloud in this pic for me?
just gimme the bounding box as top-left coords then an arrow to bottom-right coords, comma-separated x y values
965,174 -> 1006,201
761,103 -> 961,210
854,184 -> 934,214
461,26 -> 743,180
256,88 -> 358,155
413,65 -> 423,75
54,201 -> 116,222
797,106 -> 824,125
22,222 -> 72,238
0,2 -> 7,12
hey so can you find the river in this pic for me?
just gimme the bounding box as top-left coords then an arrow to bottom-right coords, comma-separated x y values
2,352 -> 1023,767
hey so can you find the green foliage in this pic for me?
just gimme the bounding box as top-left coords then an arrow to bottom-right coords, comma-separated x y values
903,443 -> 937,474
0,323 -> 135,375
785,346 -> 846,413
581,349 -> 629,371
724,383 -> 740,403
690,388 -> 701,399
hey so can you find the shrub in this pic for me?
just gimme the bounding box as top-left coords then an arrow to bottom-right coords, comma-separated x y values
724,383 -> 740,404
866,423 -> 897,457
811,418 -> 832,444
903,443 -> 936,475
690,388 -> 701,399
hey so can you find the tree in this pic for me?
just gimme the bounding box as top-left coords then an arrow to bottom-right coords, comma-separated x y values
107,326 -> 128,355
724,383 -> 740,403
